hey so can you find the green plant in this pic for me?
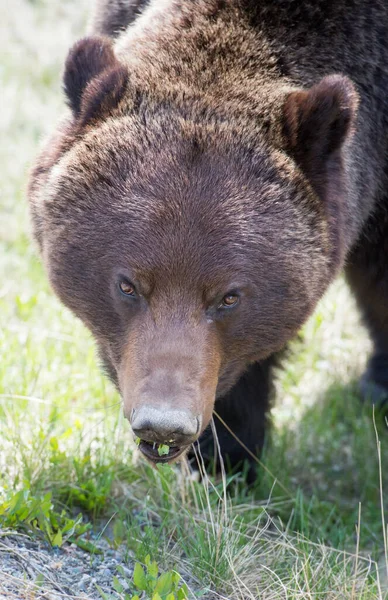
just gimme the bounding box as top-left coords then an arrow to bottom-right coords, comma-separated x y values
97,556 -> 188,600
0,487 -> 95,550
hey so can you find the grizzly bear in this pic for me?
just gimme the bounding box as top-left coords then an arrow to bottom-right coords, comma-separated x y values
28,0 -> 388,475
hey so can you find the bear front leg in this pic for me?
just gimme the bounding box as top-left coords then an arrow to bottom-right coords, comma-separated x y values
346,208 -> 388,408
192,356 -> 277,482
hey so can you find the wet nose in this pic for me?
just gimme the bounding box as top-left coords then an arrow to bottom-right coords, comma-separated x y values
131,406 -> 200,446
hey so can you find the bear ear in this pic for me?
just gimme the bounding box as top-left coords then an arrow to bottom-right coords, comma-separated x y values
283,75 -> 358,196
63,36 -> 128,121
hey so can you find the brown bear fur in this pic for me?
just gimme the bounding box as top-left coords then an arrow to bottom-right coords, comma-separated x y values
90,0 -> 149,38
29,0 -> 388,474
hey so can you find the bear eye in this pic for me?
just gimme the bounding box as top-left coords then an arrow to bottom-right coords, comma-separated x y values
118,278 -> 136,297
219,293 -> 240,309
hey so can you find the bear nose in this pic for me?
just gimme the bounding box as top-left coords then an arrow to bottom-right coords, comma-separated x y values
131,406 -> 200,446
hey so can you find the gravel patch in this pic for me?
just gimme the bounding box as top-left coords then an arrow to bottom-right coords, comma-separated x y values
0,530 -> 133,599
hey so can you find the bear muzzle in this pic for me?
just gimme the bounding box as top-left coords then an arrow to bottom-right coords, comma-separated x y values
131,405 -> 201,463
119,319 -> 221,464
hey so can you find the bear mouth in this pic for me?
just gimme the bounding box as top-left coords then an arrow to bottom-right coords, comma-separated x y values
138,440 -> 185,463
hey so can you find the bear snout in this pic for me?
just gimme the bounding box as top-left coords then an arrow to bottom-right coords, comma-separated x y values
131,405 -> 200,446
131,405 -> 202,463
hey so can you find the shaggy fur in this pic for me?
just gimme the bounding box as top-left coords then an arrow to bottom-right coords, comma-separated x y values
28,0 -> 388,473
90,0 -> 149,37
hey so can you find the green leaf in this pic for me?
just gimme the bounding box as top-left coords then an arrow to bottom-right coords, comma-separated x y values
112,576 -> 124,593
147,559 -> 159,580
8,490 -> 27,514
166,594 -> 176,600
152,594 -> 163,600
131,596 -> 140,600
50,436 -> 59,451
42,492 -> 53,509
133,563 -> 147,591
68,537 -> 103,554
158,444 -> 170,456
154,572 -> 173,596
34,573 -> 45,588
95,584 -> 113,600
177,584 -> 188,599
52,530 -> 63,547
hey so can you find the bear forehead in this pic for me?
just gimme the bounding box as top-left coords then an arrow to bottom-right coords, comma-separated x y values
43,112 -> 325,272
47,112 -> 300,216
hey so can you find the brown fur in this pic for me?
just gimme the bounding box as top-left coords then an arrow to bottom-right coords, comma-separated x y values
28,0 -> 388,472
90,0 -> 149,37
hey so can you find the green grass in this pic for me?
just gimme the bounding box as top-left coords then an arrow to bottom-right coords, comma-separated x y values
1,1 -> 388,598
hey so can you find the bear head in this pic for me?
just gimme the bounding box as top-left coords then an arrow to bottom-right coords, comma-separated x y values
28,37 -> 357,464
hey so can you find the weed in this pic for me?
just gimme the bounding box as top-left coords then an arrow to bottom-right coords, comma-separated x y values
96,556 -> 188,600
0,487 -> 91,549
